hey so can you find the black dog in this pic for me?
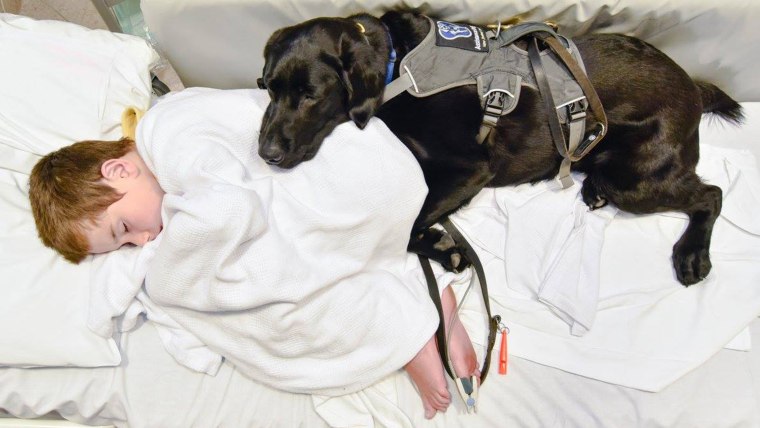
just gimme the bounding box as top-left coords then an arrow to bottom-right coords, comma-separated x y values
257,11 -> 743,285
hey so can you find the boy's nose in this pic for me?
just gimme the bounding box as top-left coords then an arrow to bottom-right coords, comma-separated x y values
134,231 -> 151,246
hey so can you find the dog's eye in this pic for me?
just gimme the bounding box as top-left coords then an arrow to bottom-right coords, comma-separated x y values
298,86 -> 315,100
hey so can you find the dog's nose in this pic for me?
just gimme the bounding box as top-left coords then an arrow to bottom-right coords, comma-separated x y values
265,154 -> 284,165
259,144 -> 285,165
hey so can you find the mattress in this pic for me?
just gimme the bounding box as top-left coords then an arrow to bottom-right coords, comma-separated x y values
1,317 -> 759,427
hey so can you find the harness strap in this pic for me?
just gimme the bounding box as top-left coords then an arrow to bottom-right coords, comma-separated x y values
528,35 -> 608,188
441,218 -> 499,383
476,90 -> 510,144
538,34 -> 608,161
529,37 -> 574,188
419,219 -> 499,384
566,99 -> 588,156
484,21 -> 559,46
476,124 -> 492,145
382,72 -> 414,104
476,22 -> 565,146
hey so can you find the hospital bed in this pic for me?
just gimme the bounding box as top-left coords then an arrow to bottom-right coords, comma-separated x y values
1,1 -> 760,427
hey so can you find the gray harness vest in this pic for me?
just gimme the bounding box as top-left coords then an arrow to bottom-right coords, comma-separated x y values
383,19 -> 594,188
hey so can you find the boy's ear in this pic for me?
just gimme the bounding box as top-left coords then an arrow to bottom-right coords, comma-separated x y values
100,158 -> 136,183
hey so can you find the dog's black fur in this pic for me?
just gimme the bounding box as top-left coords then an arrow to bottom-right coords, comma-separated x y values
258,11 -> 744,285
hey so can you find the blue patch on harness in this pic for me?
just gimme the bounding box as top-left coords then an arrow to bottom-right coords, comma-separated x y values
434,20 -> 488,53
437,21 -> 473,40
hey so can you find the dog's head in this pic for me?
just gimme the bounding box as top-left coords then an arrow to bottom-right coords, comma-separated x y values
257,15 -> 389,168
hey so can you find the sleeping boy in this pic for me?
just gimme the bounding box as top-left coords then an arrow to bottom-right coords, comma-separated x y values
28,87 -> 480,419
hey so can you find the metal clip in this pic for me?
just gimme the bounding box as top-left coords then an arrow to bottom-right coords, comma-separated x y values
455,375 -> 479,413
573,122 -> 606,158
544,20 -> 559,31
486,16 -> 523,32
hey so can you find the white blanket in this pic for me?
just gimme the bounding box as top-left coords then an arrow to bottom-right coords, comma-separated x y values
89,89 -> 760,401
91,88 -> 441,395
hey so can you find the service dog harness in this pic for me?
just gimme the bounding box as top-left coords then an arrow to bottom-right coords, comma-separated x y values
373,17 -> 609,413
382,18 -> 607,188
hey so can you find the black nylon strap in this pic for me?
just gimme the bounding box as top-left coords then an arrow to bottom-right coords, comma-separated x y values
440,218 -> 498,383
418,254 -> 455,379
418,219 -> 500,385
529,36 -> 570,161
418,245 -> 498,385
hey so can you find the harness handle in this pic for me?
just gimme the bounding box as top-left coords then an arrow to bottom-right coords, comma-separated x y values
535,33 -> 608,161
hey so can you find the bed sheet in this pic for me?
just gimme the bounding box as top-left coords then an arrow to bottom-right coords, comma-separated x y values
1,316 -> 758,427
0,104 -> 758,427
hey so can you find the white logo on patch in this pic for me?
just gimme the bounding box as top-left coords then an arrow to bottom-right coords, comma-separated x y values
437,21 -> 473,40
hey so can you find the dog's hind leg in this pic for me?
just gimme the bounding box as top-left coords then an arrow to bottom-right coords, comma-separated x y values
581,175 -> 609,210
670,181 -> 722,285
586,172 -> 722,286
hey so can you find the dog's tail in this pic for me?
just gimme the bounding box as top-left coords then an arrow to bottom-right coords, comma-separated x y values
696,81 -> 745,125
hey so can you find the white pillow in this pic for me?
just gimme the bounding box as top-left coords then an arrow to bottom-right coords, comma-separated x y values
0,13 -> 158,156
0,13 -> 158,367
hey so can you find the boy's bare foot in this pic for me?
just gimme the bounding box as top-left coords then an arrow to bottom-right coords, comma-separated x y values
441,285 -> 480,379
405,336 -> 451,419
405,285 -> 480,419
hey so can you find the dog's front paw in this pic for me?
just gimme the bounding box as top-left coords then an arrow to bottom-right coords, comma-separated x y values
672,242 -> 711,286
441,248 -> 471,273
432,232 -> 470,272
411,228 -> 471,273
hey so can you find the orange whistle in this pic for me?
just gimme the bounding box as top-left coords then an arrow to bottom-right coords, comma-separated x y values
498,329 -> 508,375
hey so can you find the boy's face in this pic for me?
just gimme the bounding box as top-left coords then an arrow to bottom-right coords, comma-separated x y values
84,152 -> 164,254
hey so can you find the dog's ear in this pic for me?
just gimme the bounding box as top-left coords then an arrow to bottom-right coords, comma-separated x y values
337,28 -> 386,129
344,66 -> 383,129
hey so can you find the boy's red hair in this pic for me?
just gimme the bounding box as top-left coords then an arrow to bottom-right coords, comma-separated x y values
28,138 -> 136,263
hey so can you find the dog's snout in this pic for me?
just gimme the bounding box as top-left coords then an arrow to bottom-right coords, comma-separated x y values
260,142 -> 285,165
265,154 -> 284,165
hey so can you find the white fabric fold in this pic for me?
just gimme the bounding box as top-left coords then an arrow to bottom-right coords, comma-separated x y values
90,88 -> 441,395
451,176 -> 617,336
536,192 -> 617,336
462,143 -> 760,392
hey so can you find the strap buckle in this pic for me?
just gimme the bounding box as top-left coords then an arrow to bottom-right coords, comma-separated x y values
565,98 -> 588,123
482,89 -> 513,127
564,99 -> 589,164
478,89 -> 513,144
